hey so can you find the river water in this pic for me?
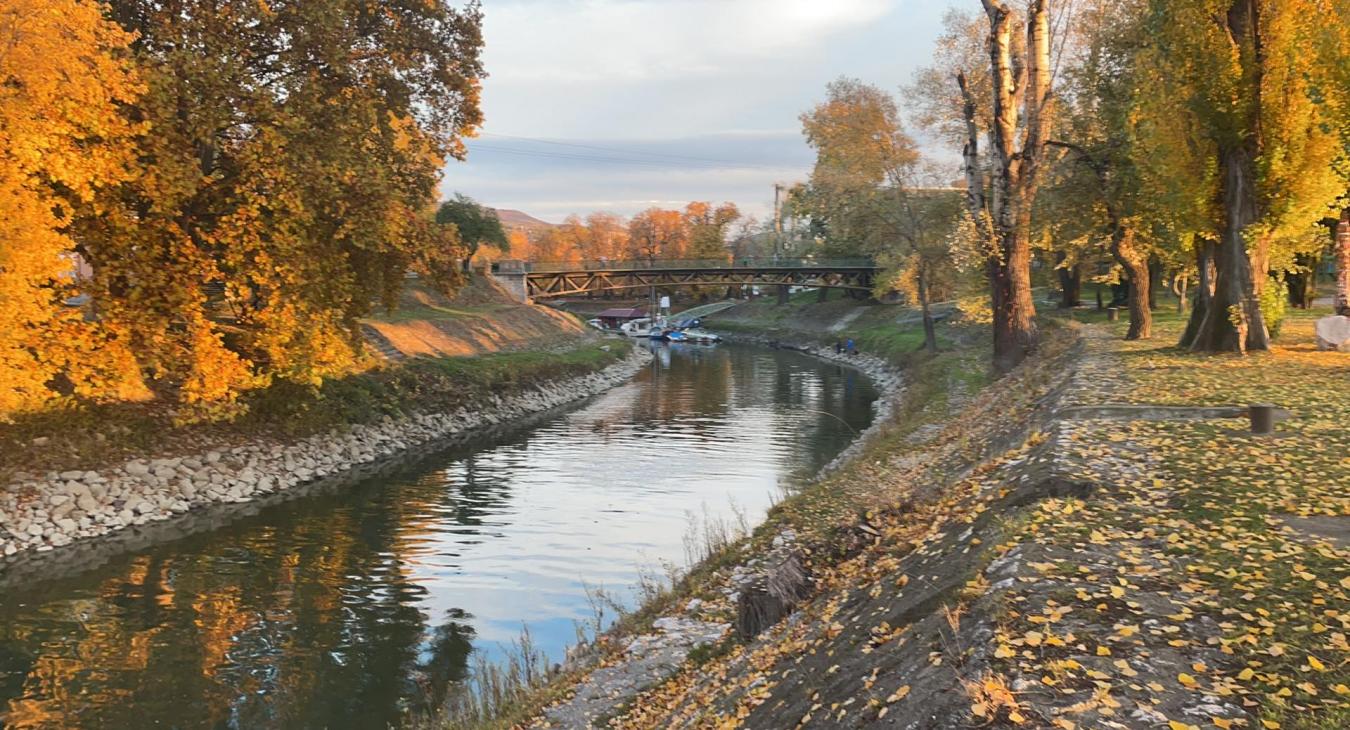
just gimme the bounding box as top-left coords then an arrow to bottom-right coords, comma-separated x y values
0,344 -> 878,729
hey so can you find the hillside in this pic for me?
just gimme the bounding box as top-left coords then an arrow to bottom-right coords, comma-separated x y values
494,208 -> 557,232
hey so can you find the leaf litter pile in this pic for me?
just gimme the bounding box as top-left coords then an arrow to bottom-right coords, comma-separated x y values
532,313 -> 1348,729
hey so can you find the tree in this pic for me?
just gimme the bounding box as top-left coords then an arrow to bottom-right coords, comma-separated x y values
1314,1 -> 1350,313
797,78 -> 919,258
1048,0 -> 1156,340
0,0 -> 145,417
626,208 -> 688,263
873,183 -> 965,353
683,202 -> 741,261
75,0 -> 484,415
960,0 -> 1055,371
574,212 -> 629,261
436,194 -> 508,269
1142,0 -> 1346,352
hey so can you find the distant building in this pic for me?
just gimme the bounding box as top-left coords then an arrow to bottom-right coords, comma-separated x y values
595,308 -> 647,329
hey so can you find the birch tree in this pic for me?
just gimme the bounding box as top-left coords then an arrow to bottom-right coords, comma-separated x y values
960,0 -> 1055,372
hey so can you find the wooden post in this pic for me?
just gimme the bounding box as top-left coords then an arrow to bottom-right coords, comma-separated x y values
1249,404 -> 1279,435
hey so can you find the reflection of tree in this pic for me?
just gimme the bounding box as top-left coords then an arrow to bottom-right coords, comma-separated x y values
0,345 -> 880,729
0,470 -> 486,729
414,609 -> 476,715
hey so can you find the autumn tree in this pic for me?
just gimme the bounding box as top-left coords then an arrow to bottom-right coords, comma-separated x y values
958,0 -> 1055,372
575,212 -> 629,261
72,0 -> 485,415
797,78 -> 919,258
1315,0 -> 1350,313
1141,0 -> 1346,352
437,194 -> 508,270
627,208 -> 689,263
0,0 -> 144,417
1047,0 -> 1157,339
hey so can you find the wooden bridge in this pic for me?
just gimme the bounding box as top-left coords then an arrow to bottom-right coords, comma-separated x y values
489,258 -> 880,302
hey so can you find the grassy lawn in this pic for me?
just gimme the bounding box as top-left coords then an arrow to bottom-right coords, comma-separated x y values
986,309 -> 1350,729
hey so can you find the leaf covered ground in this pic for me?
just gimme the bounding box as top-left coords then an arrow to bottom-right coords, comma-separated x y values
537,309 -> 1349,729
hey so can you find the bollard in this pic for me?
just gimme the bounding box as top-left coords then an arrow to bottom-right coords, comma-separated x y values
1106,307 -> 1119,322
1248,404 -> 1278,435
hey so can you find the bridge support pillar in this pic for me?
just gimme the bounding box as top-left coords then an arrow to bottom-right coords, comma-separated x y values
487,263 -> 531,304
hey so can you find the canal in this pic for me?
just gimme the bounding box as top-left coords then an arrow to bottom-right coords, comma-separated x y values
0,343 -> 879,729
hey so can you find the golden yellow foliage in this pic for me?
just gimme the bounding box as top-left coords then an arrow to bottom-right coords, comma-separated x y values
0,0 -> 146,417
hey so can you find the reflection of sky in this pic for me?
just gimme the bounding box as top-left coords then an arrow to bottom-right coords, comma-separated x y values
400,347 -> 876,658
0,345 -> 877,728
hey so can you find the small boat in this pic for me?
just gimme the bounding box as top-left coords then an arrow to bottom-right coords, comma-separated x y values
620,318 -> 654,338
664,330 -> 689,343
682,329 -> 722,344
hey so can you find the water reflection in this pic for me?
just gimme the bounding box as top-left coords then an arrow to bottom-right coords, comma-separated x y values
0,345 -> 877,729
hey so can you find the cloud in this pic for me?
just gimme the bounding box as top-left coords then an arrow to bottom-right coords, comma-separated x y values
484,0 -> 895,83
442,130 -> 813,221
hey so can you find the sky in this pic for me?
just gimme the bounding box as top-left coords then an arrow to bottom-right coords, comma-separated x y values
440,0 -> 964,224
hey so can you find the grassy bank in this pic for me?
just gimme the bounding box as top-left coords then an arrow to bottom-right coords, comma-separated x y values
706,293 -> 969,365
0,343 -> 625,479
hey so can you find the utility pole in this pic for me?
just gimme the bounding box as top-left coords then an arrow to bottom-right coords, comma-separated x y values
773,183 -> 788,305
772,183 -> 785,261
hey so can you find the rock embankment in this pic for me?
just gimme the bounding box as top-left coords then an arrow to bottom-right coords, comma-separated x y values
0,346 -> 650,561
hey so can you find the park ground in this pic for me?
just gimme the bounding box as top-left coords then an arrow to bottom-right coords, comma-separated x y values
482,300 -> 1349,729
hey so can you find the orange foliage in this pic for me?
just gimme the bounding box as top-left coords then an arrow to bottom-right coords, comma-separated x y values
0,0 -> 147,418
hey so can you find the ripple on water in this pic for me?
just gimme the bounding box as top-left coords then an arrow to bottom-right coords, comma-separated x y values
0,345 -> 878,729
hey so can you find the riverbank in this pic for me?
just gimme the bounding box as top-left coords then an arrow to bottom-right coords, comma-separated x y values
519,307 -> 1348,729
0,343 -> 650,562
427,302 -> 985,728
0,275 -> 596,479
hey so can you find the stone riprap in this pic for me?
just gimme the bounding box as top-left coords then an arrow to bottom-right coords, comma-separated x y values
0,346 -> 650,562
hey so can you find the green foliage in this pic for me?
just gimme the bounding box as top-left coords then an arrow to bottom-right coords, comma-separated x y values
437,193 -> 510,258
1259,274 -> 1288,340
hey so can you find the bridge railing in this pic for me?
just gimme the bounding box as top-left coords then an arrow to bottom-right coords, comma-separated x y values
511,257 -> 876,273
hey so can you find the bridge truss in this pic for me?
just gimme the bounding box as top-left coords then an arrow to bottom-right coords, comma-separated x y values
519,260 -> 879,300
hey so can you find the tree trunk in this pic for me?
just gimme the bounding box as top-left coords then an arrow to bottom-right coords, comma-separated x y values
1055,252 -> 1082,308
1111,227 -> 1152,340
1287,251 -> 1317,309
1189,146 -> 1268,353
977,0 -> 1049,373
918,267 -> 938,353
1337,208 -> 1350,314
1180,238 -> 1216,349
1147,255 -> 1163,311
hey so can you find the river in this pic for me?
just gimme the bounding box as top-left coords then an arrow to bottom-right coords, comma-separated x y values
0,343 -> 878,729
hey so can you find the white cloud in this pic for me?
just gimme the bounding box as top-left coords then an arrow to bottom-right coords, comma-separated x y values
484,0 -> 895,83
